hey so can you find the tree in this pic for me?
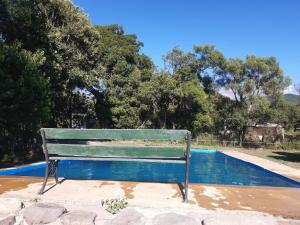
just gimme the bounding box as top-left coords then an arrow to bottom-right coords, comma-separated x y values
0,0 -> 104,162
171,79 -> 212,134
0,0 -> 102,127
210,93 -> 235,139
0,42 -> 49,161
164,45 -> 225,93
92,25 -> 154,128
215,55 -> 291,144
138,72 -> 178,128
138,71 -> 212,134
269,97 -> 300,130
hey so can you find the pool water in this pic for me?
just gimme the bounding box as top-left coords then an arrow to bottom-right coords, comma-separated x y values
0,150 -> 299,188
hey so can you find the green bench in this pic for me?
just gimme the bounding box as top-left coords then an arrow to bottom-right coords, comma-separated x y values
39,128 -> 191,202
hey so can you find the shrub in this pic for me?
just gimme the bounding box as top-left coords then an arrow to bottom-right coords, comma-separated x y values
101,198 -> 128,214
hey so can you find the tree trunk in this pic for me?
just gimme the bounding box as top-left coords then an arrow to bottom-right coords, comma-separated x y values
68,92 -> 72,128
239,126 -> 247,147
239,132 -> 243,147
163,111 -> 167,129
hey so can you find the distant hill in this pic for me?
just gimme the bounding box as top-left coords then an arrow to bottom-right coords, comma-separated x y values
284,94 -> 300,105
219,90 -> 300,105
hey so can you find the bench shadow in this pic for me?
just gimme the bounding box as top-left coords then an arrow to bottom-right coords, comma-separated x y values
269,151 -> 300,163
177,182 -> 186,200
41,178 -> 67,194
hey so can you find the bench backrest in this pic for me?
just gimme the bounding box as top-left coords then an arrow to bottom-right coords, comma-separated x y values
43,128 -> 189,141
41,128 -> 190,160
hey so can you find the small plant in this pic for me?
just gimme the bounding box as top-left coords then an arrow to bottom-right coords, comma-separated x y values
31,197 -> 40,203
101,198 -> 128,214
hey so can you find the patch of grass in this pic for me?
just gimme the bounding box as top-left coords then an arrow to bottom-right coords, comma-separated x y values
239,149 -> 300,170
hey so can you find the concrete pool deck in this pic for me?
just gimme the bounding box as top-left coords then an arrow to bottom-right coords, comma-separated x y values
1,179 -> 300,224
0,150 -> 300,224
1,178 -> 300,218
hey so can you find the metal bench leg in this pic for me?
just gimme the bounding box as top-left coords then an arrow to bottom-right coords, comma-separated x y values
38,160 -> 59,195
39,161 -> 50,195
184,166 -> 189,202
184,132 -> 191,203
54,160 -> 60,184
184,182 -> 188,202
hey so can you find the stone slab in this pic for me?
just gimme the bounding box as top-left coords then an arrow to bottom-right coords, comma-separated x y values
23,203 -> 66,225
60,210 -> 97,225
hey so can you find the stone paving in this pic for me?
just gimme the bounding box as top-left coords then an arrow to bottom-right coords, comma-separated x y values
2,178 -> 299,219
1,199 -> 300,225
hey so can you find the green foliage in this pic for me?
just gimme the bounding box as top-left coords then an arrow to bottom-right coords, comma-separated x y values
213,54 -> 290,143
0,42 -> 49,160
101,198 -> 128,214
217,56 -> 291,103
163,45 -> 225,93
0,0 -> 102,160
173,79 -> 212,133
138,72 -> 212,134
269,97 -> 300,129
139,72 -> 178,128
108,68 -> 143,128
0,0 -> 102,128
92,25 -> 154,128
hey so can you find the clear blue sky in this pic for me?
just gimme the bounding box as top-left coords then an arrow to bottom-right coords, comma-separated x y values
73,0 -> 300,85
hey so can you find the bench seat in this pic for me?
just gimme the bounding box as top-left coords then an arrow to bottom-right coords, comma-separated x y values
47,144 -> 185,159
49,157 -> 186,163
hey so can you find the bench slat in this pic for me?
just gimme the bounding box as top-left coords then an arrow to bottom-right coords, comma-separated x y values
49,156 -> 186,163
43,128 -> 188,141
47,144 -> 185,158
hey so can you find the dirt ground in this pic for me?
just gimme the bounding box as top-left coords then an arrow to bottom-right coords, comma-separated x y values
0,176 -> 42,194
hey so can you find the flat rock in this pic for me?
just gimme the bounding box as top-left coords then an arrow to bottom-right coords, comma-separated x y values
23,203 -> 66,225
0,198 -> 23,214
152,213 -> 198,225
105,208 -> 145,225
0,216 -> 15,225
202,212 -> 278,225
60,210 -> 97,225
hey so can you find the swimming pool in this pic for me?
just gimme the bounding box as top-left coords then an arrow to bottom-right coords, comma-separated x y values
0,150 -> 299,188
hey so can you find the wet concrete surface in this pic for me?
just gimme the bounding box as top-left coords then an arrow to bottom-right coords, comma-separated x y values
0,176 -> 42,194
190,184 -> 300,219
